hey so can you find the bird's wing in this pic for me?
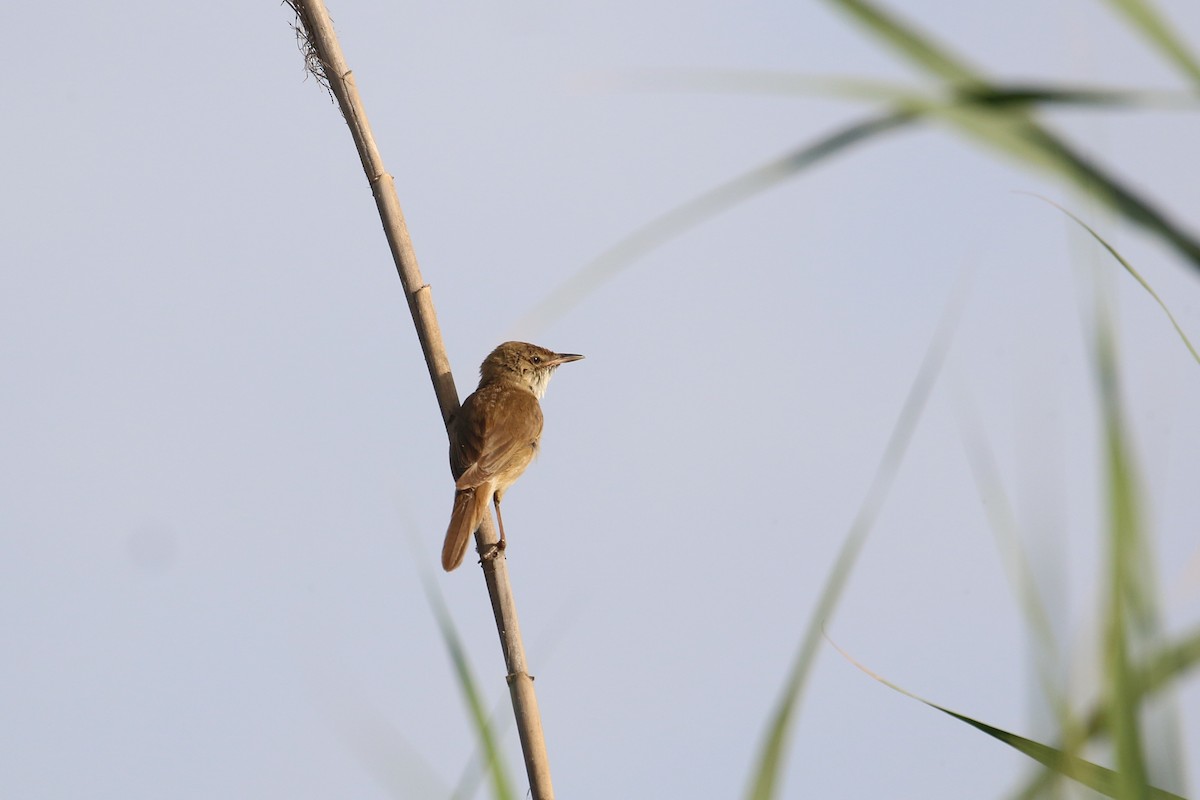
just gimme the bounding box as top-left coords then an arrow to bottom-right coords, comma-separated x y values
451,385 -> 543,490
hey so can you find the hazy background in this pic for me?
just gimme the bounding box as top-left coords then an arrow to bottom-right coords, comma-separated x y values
3,1 -> 1199,797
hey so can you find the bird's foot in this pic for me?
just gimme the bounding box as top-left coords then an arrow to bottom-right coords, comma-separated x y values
480,538 -> 507,564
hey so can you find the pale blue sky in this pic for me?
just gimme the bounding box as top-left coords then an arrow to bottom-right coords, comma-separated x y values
3,1 -> 1199,797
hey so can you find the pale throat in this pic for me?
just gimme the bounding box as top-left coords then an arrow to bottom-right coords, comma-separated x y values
485,366 -> 555,398
526,368 -> 553,399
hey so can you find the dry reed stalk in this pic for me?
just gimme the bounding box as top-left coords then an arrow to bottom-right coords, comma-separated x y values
286,1 -> 555,796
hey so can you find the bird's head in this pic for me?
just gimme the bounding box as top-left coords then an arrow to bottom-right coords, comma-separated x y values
479,341 -> 584,398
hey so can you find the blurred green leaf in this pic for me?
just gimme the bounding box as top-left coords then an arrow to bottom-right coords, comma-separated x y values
423,575 -> 517,800
1093,264 -> 1155,796
524,60 -> 1199,334
1033,197 -> 1200,365
513,110 -> 916,337
1007,627 -> 1200,799
1100,0 -> 1200,87
744,277 -> 966,800
954,393 -> 1075,726
949,84 -> 1190,108
937,702 -> 1184,800
820,0 -> 1200,270
832,642 -> 1189,800
619,70 -> 1194,109
821,0 -> 981,83
1089,626 -> 1200,738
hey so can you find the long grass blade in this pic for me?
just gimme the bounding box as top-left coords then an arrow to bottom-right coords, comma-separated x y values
422,574 -> 517,800
820,0 -> 980,84
449,695 -> 518,800
820,0 -> 1200,270
523,70 -> 1198,335
1093,276 -> 1154,797
948,84 -> 1193,109
1099,0 -> 1200,87
513,111 -> 916,337
1028,196 -> 1200,365
1088,625 -> 1200,739
743,276 -> 967,800
830,641 -> 1189,800
954,391 -> 1073,723
616,70 -> 1194,109
1007,627 -> 1200,799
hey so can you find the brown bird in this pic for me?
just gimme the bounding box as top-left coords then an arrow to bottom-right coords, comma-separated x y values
441,341 -> 584,571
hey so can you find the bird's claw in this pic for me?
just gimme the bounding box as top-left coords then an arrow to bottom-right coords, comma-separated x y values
480,539 -> 507,564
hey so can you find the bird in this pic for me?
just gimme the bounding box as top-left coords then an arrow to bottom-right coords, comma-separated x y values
441,341 -> 584,571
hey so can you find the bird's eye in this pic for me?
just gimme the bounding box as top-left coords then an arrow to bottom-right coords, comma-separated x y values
530,356 -> 541,364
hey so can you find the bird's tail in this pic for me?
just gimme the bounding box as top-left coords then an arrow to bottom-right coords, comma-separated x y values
442,487 -> 489,571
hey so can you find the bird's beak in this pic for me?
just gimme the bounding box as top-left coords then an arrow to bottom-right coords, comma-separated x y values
549,353 -> 584,367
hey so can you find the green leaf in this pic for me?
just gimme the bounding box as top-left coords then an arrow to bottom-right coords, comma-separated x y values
422,574 -> 517,800
1031,196 -> 1200,366
1092,249 -> 1155,798
954,394 -> 1075,727
941,706 -> 1184,800
831,643 -> 1190,800
513,111 -> 917,336
820,0 -> 981,84
1100,0 -> 1200,87
1007,628 -> 1200,799
820,0 -> 1200,270
744,278 -> 966,800
619,70 -> 1194,109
